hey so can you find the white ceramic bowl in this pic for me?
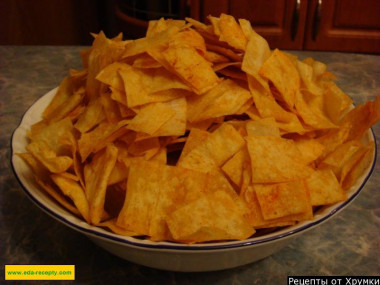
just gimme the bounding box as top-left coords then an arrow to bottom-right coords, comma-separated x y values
11,88 -> 377,272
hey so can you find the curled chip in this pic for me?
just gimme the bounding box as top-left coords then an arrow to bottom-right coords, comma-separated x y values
18,13 -> 380,244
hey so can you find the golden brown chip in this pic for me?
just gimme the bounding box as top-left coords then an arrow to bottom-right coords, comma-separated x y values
29,118 -> 74,155
178,123 -> 245,172
152,97 -> 187,137
43,77 -> 74,120
246,135 -> 313,183
254,180 -> 312,220
84,144 -> 118,225
302,57 -> 327,79
217,13 -> 247,51
206,43 -> 243,62
207,169 -> 250,215
74,97 -> 105,133
259,49 -> 300,110
132,53 -> 162,69
149,147 -> 167,164
318,140 -> 362,179
244,105 -> 262,121
245,118 -> 280,137
118,65 -> 188,108
340,142 -> 375,190
322,81 -> 353,124
221,146 -> 250,188
240,19 -> 271,92
217,65 -> 247,81
17,152 -> 50,180
47,88 -> 84,124
100,91 -> 122,123
339,96 -> 380,141
62,132 -> 85,188
95,62 -> 128,91
185,17 -> 214,36
26,141 -> 72,174
51,173 -> 90,223
248,75 -> 305,134
212,62 -> 241,72
74,68 -> 91,87
127,102 -> 175,135
172,28 -> 207,55
127,137 -> 161,157
115,160 -> 157,234
316,122 -> 351,159
35,176 -> 80,216
167,190 -> 254,243
148,67 -> 191,93
146,18 -> 187,37
86,32 -> 127,100
78,119 -> 129,162
161,43 -> 220,94
305,169 -> 346,206
116,157 -> 251,241
207,15 -> 221,35
204,50 -> 230,63
295,59 -> 324,96
108,161 -> 129,186
178,128 -> 210,162
187,79 -> 251,122
294,90 -> 337,130
294,139 -> 325,165
122,24 -> 180,58
241,185 -> 297,228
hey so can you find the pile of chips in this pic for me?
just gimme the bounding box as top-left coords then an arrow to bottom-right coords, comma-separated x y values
19,14 -> 380,243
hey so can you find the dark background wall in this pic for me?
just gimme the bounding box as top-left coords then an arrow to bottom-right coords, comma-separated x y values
1,0 -> 379,53
0,0 -> 189,45
0,0 -> 117,45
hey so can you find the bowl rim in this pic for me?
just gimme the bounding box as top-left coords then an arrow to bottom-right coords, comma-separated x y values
10,87 -> 378,251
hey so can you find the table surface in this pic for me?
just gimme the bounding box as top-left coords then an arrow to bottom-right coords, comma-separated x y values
0,46 -> 379,284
